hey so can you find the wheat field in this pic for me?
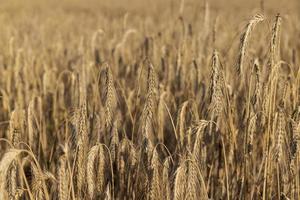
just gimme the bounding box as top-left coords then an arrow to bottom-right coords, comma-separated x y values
0,0 -> 299,199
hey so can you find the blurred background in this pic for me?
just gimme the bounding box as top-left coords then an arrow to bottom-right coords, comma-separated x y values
0,0 -> 298,61
0,0 -> 299,17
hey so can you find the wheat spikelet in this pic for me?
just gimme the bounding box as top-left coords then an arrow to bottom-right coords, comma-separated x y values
209,50 -> 220,101
290,122 -> 299,178
149,149 -> 161,200
100,63 -> 117,129
186,158 -> 199,200
209,50 -> 224,117
87,145 -> 99,199
162,157 -> 171,200
9,109 -> 25,147
28,97 -> 39,153
236,14 -> 264,75
291,121 -> 300,159
174,159 -> 188,200
75,103 -> 88,193
28,100 -> 35,147
31,162 -> 44,199
97,145 -> 106,194
270,14 -> 282,67
193,120 -> 208,162
140,59 -> 158,141
8,109 -> 25,200
58,155 -> 68,200
290,121 -> 300,174
294,107 -> 300,119
253,60 -> 261,109
109,120 -> 119,163
71,66 -> 90,194
76,144 -> 85,194
8,164 -> 17,200
176,101 -> 189,147
251,59 -> 261,110
193,120 -> 209,171
274,109 -> 285,162
0,150 -> 22,200
247,112 -> 257,155
141,136 -> 154,171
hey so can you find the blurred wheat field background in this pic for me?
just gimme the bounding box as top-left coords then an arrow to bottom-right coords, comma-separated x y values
0,0 -> 299,199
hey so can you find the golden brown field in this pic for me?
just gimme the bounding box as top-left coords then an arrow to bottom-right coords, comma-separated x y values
0,0 -> 299,199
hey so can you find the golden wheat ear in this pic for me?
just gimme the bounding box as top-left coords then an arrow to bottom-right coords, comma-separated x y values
74,103 -> 88,195
58,155 -> 69,200
7,109 -> 25,200
96,144 -> 106,195
99,63 -> 117,129
270,14 -> 282,68
149,149 -> 162,200
86,145 -> 99,199
236,14 -> 264,75
139,59 -> 158,143
0,150 -> 22,200
109,120 -> 119,163
174,159 -> 188,200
